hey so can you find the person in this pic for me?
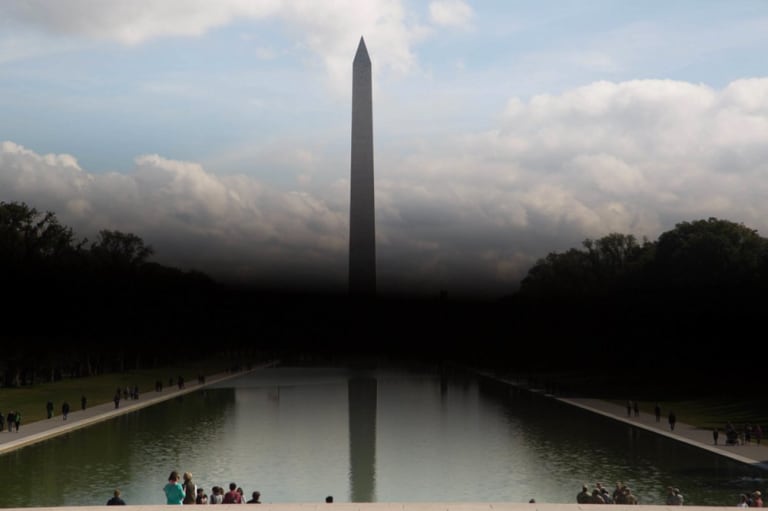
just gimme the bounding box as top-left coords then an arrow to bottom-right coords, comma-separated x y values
222,482 -> 242,504
62,401 -> 70,420
668,411 -> 677,431
210,487 -> 223,504
713,427 -> 719,445
13,410 -> 21,431
577,485 -> 591,504
6,411 -> 14,432
655,403 -> 661,422
626,400 -> 632,417
738,494 -> 750,507
528,499 -> 536,503
325,496 -> 334,503
756,424 -> 763,445
114,392 -> 120,409
247,491 -> 261,504
633,400 -> 640,417
196,487 -> 209,505
751,490 -> 763,507
81,395 -> 87,410
107,489 -> 126,505
46,400 -> 54,419
0,410 -> 4,431
673,488 -> 684,505
163,470 -> 186,505
182,471 -> 197,504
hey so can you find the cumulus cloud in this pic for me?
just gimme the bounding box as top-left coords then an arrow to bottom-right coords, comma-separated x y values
3,77 -> 768,298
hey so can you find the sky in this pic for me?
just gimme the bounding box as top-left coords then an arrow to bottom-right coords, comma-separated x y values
1,0 -> 767,299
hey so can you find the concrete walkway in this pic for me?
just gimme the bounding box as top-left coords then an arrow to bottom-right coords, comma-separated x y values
485,373 -> 768,471
0,363 -> 276,455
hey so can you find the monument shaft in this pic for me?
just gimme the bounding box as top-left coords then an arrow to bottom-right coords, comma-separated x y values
349,37 -> 376,296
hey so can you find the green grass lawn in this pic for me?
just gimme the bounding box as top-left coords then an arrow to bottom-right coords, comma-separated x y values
0,357 -> 246,426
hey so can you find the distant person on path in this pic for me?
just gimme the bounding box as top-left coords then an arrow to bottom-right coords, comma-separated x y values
247,491 -> 261,503
107,489 -> 126,505
13,410 -> 21,431
81,395 -> 87,410
655,403 -> 661,422
46,400 -> 54,419
755,424 -> 762,445
0,411 -> 4,431
114,392 -> 120,409
62,401 -> 70,420
182,471 -> 197,504
668,411 -> 677,431
222,483 -> 242,504
163,470 -> 186,505
626,400 -> 632,417
633,400 -> 640,417
6,411 -> 14,432
713,427 -> 719,445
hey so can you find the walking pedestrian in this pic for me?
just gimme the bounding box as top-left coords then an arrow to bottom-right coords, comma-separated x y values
62,401 -> 70,420
46,400 -> 54,419
655,403 -> 661,422
713,427 -> 719,445
81,395 -> 87,410
668,411 -> 677,431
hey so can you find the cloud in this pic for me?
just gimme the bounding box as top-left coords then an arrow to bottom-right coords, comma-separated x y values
3,77 -> 768,298
0,0 -> 427,92
428,0 -> 474,29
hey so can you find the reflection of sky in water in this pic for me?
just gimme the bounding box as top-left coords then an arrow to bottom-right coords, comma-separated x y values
0,367 -> 763,507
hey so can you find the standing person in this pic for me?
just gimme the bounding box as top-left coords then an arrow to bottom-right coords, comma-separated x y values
182,472 -> 197,504
62,401 -> 70,420
46,400 -> 54,419
626,400 -> 632,417
163,470 -> 186,505
13,410 -> 21,431
713,427 -> 719,445
6,411 -> 14,432
668,411 -> 677,431
107,489 -> 126,505
247,491 -> 261,504
751,491 -> 763,507
755,424 -> 763,445
0,410 -> 4,431
633,400 -> 640,417
222,483 -> 242,504
655,403 -> 662,422
81,395 -> 87,410
672,488 -> 684,505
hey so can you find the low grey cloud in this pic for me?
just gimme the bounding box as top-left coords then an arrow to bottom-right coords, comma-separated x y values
3,77 -> 768,298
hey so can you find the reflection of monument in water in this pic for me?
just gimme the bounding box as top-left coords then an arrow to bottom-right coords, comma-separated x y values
349,36 -> 376,296
348,376 -> 377,502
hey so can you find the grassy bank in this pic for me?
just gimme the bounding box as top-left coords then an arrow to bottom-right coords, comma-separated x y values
0,357 -> 252,426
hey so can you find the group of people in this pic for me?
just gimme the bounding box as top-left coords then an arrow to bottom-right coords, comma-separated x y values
577,482 -> 641,504
161,471 -> 263,505
577,481 -> 684,505
737,490 -> 764,507
715,423 -> 764,446
0,410 -> 21,431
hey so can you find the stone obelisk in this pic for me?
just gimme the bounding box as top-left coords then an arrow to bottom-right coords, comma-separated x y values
349,36 -> 376,296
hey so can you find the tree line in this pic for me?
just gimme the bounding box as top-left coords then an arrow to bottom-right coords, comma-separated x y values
2,200 -> 765,388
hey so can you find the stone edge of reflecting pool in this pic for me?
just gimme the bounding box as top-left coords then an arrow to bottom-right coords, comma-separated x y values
0,504 -> 743,511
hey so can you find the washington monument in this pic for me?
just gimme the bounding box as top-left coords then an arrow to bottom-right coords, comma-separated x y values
349,36 -> 376,296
